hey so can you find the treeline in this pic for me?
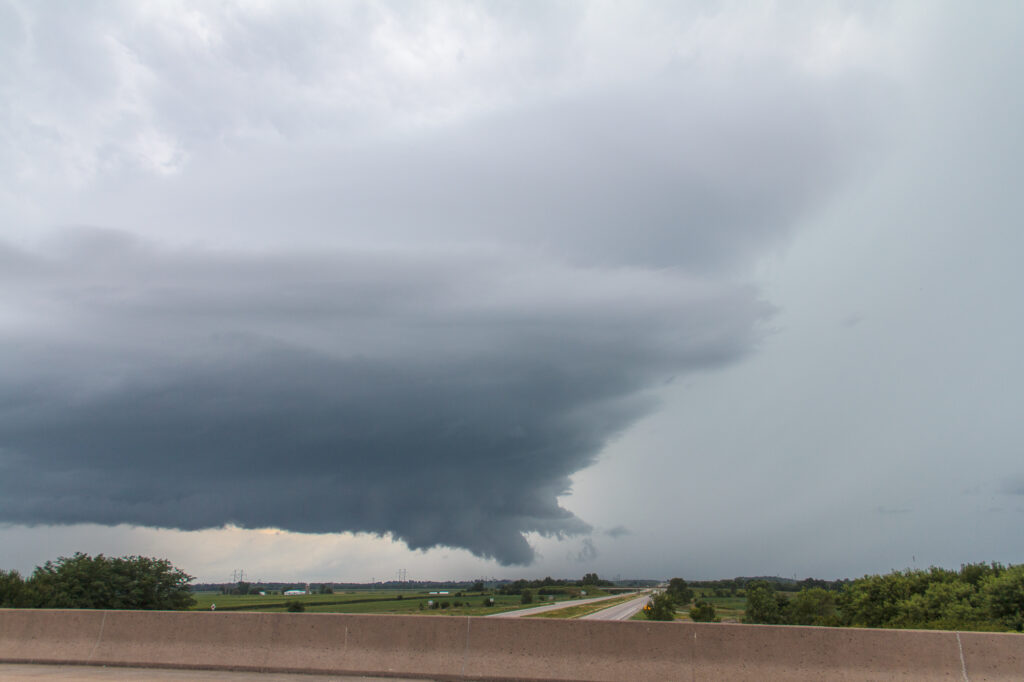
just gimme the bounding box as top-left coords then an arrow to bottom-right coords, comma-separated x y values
191,573 -> 631,596
202,581 -> 336,596
1,553 -> 194,610
496,573 -> 614,595
691,576 -> 852,595
743,563 -> 1024,632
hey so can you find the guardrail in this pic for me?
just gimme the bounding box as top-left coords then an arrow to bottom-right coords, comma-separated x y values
1,609 -> 1021,680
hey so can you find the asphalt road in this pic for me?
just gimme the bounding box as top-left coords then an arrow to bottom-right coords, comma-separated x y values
579,592 -> 652,621
485,593 -> 636,618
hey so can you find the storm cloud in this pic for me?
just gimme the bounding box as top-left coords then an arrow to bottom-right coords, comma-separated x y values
0,233 -> 767,563
0,1 -> 897,568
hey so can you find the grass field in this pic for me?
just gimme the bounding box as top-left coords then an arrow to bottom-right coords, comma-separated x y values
190,590 -> 601,616
669,589 -> 746,622
625,589 -> 748,622
192,590 -> 413,610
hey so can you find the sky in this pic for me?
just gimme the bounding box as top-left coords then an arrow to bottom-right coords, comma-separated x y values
1,1 -> 1022,584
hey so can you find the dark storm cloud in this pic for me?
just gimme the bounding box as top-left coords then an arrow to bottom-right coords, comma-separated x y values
0,2 -> 898,570
0,233 -> 768,564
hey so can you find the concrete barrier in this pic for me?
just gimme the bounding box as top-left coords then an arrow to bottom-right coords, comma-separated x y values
2,609 -> 1022,680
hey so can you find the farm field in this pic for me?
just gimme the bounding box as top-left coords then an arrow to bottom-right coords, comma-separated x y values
190,590 -> 604,616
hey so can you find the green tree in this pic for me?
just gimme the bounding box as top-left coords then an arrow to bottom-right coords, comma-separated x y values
961,562 -> 1003,587
0,570 -> 32,608
470,581 -> 485,593
836,572 -> 910,627
643,593 -> 676,621
984,565 -> 1024,631
689,600 -> 718,622
788,588 -> 838,626
895,580 -> 984,629
30,553 -> 194,610
521,589 -> 534,604
666,578 -> 693,606
744,581 -> 784,624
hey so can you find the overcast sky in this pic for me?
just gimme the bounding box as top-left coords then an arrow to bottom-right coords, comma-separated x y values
1,1 -> 1022,583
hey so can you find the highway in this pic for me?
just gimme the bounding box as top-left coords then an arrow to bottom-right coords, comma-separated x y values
486,593 -> 640,618
579,592 -> 651,620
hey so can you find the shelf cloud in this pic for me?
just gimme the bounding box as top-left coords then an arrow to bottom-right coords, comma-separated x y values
0,1 -> 895,567
0,233 -> 768,564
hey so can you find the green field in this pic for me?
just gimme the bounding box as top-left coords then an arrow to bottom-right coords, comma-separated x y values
625,589 -> 748,622
190,590 -> 598,616
671,589 -> 746,622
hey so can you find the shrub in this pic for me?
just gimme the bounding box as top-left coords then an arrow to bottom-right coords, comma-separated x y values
29,553 -> 195,610
689,601 -> 718,622
521,590 -> 534,605
285,600 -> 305,612
643,593 -> 676,621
